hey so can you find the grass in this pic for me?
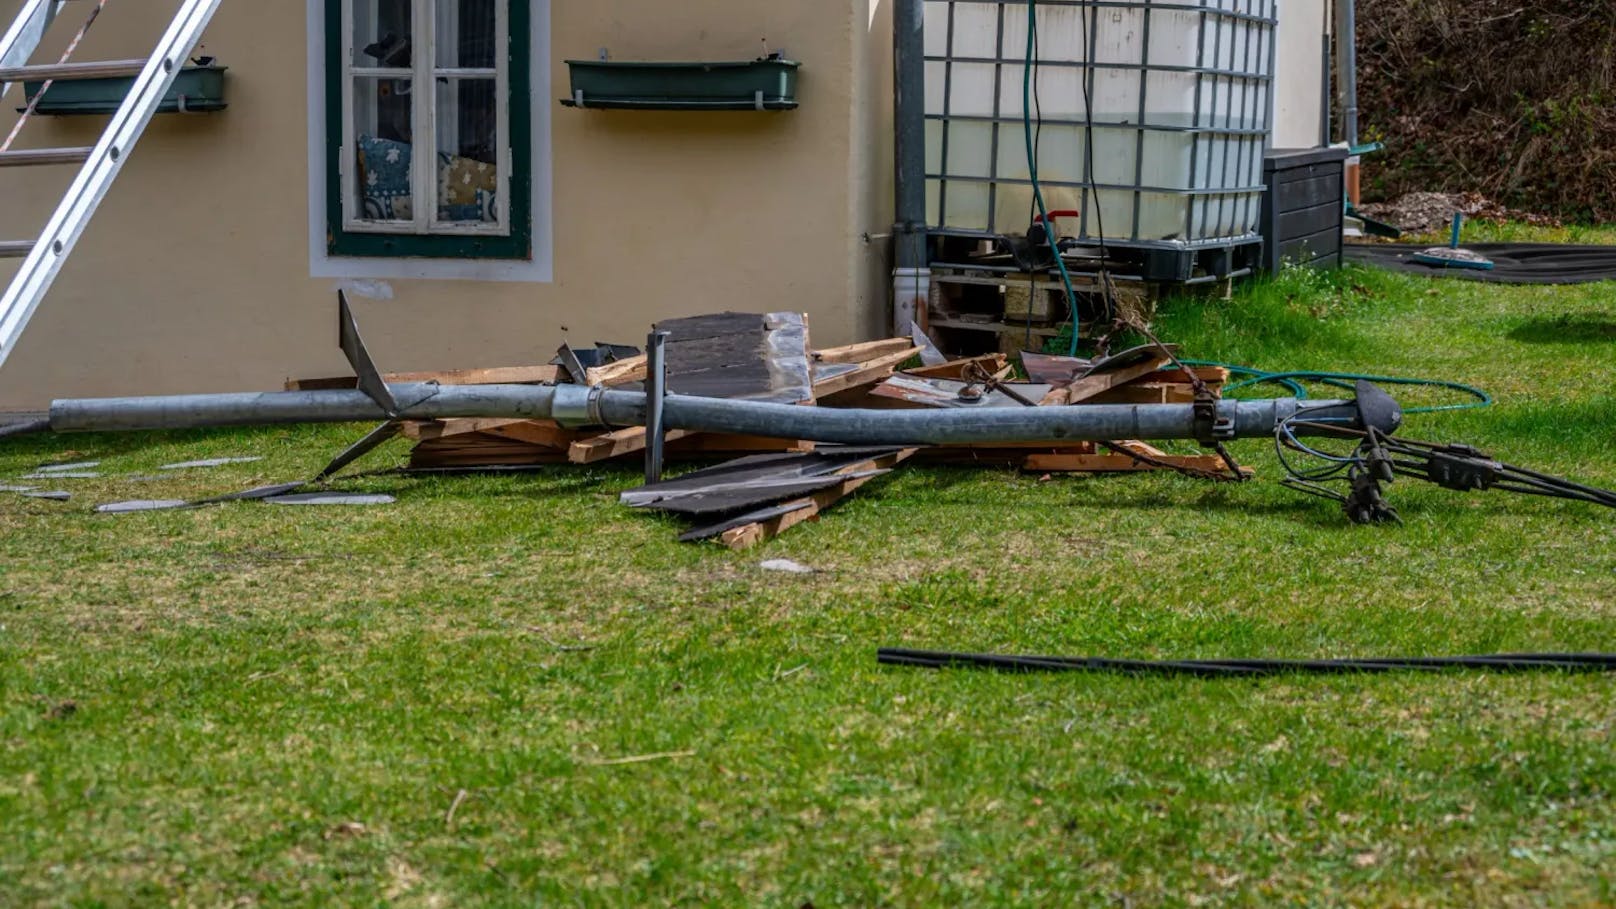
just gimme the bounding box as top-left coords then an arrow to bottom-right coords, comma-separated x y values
4,251 -> 1616,906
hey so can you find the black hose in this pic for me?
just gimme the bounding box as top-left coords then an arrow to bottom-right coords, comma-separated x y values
878,648 -> 1616,678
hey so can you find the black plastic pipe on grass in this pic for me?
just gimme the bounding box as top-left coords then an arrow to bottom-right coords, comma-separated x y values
878,648 -> 1616,678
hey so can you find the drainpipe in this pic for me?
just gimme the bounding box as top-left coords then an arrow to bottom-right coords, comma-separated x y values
1335,0 -> 1359,147
892,0 -> 930,337
1319,32 -> 1333,148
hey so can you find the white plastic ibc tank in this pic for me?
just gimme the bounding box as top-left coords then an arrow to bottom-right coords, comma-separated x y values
924,0 -> 1274,244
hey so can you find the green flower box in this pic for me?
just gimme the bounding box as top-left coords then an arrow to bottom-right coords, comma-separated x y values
21,64 -> 227,115
562,58 -> 799,111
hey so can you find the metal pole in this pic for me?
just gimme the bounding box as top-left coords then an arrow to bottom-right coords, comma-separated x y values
1319,31 -> 1332,148
892,0 -> 930,336
46,383 -> 1387,446
644,330 -> 670,484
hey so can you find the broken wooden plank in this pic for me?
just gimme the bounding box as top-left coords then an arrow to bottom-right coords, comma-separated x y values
902,353 -> 1012,381
287,364 -> 562,391
1024,451 -> 1254,476
402,418 -> 531,441
811,346 -> 922,400
568,427 -> 695,464
665,433 -> 813,455
476,421 -> 580,450
584,355 -> 647,387
1151,366 -> 1231,385
1038,354 -> 1171,406
408,433 -> 571,469
868,374 -> 1051,409
813,337 -> 916,366
719,449 -> 918,550
1088,383 -> 1198,406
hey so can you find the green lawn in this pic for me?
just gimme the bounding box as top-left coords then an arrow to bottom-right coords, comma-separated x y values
3,256 -> 1615,906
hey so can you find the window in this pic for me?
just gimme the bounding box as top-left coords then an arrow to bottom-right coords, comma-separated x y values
326,0 -> 531,259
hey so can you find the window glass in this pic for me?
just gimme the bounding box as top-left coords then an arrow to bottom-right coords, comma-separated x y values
351,0 -> 411,70
436,0 -> 497,69
331,0 -> 529,258
435,78 -> 499,224
352,76 -> 414,223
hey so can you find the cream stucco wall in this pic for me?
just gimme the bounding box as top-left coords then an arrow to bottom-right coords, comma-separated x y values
0,0 -> 1332,413
1274,0 -> 1331,149
0,0 -> 895,411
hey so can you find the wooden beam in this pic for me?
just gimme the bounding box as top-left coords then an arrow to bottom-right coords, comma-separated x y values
813,338 -> 916,366
1038,355 -> 1171,406
567,427 -> 694,464
902,353 -> 1011,381
1024,452 -> 1254,477
407,433 -> 571,468
719,449 -> 917,549
0,60 -> 146,82
1087,383 -> 1196,405
1152,366 -> 1231,385
287,364 -> 561,391
665,433 -> 813,454
811,347 -> 922,399
401,418 -> 530,441
584,355 -> 647,387
484,421 -> 581,449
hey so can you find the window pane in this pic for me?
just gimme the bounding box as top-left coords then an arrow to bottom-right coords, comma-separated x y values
436,0 -> 498,69
353,77 -> 415,222
352,0 -> 412,69
435,78 -> 500,224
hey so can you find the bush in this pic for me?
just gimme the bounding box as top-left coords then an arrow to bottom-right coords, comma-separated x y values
1358,1 -> 1616,221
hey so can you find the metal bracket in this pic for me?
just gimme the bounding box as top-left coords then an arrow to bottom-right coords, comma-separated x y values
313,420 -> 403,482
1192,392 -> 1235,446
645,329 -> 670,484
338,290 -> 399,416
338,291 -> 436,417
554,342 -> 589,385
551,384 -> 607,428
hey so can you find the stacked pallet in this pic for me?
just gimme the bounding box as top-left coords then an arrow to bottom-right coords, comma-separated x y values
398,313 -> 923,470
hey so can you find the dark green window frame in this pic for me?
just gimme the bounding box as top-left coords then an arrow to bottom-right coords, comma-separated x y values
325,0 -> 532,259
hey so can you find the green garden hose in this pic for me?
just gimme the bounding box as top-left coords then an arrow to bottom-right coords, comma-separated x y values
1180,360 -> 1493,416
1023,0 -> 1082,357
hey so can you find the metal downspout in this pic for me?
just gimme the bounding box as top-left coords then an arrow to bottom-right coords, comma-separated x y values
892,0 -> 930,336
1336,0 -> 1358,146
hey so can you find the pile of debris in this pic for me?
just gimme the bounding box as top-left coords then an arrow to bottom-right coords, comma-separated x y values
1357,191 -> 1560,235
289,311 -> 1243,549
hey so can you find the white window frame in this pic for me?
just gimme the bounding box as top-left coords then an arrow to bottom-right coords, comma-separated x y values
340,0 -> 512,238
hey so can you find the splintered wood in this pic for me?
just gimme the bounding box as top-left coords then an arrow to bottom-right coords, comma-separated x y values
288,311 -> 1250,545
398,313 -> 871,470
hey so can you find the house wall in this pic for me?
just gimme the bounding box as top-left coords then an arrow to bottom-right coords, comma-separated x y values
0,0 -> 1329,413
1274,0 -> 1331,149
0,0 -> 896,412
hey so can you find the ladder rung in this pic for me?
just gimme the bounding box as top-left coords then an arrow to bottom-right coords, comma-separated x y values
0,241 -> 35,259
0,147 -> 92,167
0,59 -> 147,83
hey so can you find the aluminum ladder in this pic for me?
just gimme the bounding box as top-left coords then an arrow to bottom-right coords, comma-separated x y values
0,0 -> 224,371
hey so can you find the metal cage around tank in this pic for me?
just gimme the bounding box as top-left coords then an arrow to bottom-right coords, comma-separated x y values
922,0 -> 1278,251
